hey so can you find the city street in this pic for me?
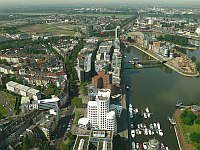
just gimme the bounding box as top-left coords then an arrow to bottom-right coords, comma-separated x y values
51,105 -> 74,149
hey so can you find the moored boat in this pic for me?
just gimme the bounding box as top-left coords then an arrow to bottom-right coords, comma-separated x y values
157,122 -> 161,129
143,142 -> 148,150
143,113 -> 147,119
145,107 -> 149,113
136,143 -> 139,149
148,129 -> 152,135
131,130 -> 136,138
147,113 -> 151,118
158,129 -> 164,136
132,141 -> 136,150
144,128 -> 148,135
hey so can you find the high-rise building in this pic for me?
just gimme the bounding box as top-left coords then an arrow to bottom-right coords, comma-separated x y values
86,25 -> 94,37
87,89 -> 117,133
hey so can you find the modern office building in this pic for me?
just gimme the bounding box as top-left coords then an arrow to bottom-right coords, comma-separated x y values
87,89 -> 117,133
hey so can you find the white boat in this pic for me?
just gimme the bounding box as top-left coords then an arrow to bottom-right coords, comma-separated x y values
126,85 -> 130,90
157,122 -> 161,130
140,123 -> 143,128
137,124 -> 140,129
131,122 -> 134,129
168,116 -> 176,125
145,107 -> 149,113
130,113 -> 133,118
131,130 -> 136,138
129,104 -> 133,111
158,129 -> 164,136
138,130 -> 142,135
147,113 -> 151,118
165,147 -> 169,150
136,143 -> 139,149
149,124 -> 153,129
143,113 -> 147,119
148,129 -> 152,135
144,128 -> 148,135
136,63 -> 143,68
132,141 -> 136,150
134,108 -> 139,113
143,143 -> 148,150
143,124 -> 146,128
153,123 -> 157,129
135,129 -> 139,135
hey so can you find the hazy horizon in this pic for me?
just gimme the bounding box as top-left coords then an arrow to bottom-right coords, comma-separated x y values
0,0 -> 200,8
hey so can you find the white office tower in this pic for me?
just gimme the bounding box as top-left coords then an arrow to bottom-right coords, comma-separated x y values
87,89 -> 117,133
115,26 -> 120,48
106,111 -> 117,133
96,89 -> 110,130
87,101 -> 98,128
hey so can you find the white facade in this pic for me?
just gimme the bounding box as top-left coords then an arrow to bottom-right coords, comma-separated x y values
106,111 -> 117,132
87,89 -> 117,133
6,81 -> 41,100
96,93 -> 110,130
88,101 -> 98,128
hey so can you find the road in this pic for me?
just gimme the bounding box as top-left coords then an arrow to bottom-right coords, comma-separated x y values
51,105 -> 74,149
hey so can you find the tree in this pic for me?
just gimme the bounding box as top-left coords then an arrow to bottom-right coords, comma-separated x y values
180,110 -> 196,125
80,83 -> 87,95
195,115 -> 200,124
66,131 -> 75,140
71,97 -> 82,108
191,56 -> 196,62
190,132 -> 200,143
22,135 -> 30,150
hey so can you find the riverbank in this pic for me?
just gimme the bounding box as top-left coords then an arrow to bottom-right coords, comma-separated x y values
173,109 -> 194,150
165,62 -> 199,77
130,44 -> 199,77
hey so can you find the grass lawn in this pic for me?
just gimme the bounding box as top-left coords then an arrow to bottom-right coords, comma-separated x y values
20,23 -> 80,36
0,104 -> 8,116
0,91 -> 16,108
180,122 -> 200,143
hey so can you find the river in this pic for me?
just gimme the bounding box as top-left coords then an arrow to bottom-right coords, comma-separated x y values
124,46 -> 200,149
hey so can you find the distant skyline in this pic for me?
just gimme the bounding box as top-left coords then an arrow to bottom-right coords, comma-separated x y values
0,0 -> 200,7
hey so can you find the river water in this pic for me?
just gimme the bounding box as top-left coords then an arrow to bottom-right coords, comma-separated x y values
124,45 -> 200,149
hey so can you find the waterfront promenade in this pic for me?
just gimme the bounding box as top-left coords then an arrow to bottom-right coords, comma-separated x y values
130,44 -> 199,77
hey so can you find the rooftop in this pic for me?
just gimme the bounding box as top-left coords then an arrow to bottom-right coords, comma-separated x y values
90,130 -> 113,139
73,135 -> 89,150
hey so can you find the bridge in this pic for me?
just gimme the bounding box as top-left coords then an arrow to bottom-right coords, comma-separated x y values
124,59 -> 167,65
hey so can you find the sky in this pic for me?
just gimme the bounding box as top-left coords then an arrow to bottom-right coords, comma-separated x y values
0,0 -> 200,7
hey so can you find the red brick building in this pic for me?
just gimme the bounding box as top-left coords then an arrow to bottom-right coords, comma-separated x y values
92,71 -> 120,96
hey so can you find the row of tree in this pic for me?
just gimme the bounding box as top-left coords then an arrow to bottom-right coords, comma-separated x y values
157,34 -> 191,47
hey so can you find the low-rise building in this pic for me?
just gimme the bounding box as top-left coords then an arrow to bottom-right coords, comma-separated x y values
6,81 -> 41,100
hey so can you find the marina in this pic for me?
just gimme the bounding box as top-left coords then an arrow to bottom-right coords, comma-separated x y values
123,46 -> 200,149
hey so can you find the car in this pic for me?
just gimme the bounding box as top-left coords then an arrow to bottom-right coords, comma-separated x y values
68,124 -> 71,128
